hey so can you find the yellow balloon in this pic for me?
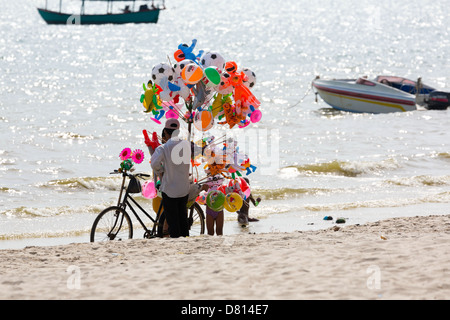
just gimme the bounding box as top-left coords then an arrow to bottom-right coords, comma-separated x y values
152,196 -> 163,214
143,90 -> 155,112
224,192 -> 243,212
211,93 -> 232,117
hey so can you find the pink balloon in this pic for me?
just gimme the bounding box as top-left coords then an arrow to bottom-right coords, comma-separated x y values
238,119 -> 251,128
166,109 -> 179,119
142,181 -> 157,199
250,110 -> 262,123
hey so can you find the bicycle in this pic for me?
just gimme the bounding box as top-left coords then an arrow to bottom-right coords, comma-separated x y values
90,170 -> 205,242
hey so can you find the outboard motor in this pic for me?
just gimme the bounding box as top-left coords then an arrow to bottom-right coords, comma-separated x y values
425,91 -> 450,110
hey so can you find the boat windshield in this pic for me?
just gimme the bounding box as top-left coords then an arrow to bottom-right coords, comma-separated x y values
375,75 -> 435,94
376,76 -> 414,85
356,78 -> 376,86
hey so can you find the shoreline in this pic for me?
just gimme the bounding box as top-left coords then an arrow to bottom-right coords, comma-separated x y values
0,214 -> 449,300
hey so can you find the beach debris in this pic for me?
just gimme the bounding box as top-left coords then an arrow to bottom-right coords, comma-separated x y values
323,216 -> 333,220
332,226 -> 340,231
380,235 -> 388,240
336,218 -> 346,224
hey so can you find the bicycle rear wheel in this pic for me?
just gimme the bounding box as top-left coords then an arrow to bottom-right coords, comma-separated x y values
90,206 -> 133,242
188,203 -> 205,236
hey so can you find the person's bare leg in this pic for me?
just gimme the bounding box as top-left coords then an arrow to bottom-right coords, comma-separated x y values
216,211 -> 224,235
206,213 -> 215,236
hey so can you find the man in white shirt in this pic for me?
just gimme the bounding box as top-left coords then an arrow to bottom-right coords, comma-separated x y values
151,119 -> 191,237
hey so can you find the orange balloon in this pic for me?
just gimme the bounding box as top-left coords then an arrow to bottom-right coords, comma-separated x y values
174,49 -> 185,62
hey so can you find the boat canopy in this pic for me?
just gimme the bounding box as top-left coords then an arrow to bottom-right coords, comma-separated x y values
43,0 -> 165,15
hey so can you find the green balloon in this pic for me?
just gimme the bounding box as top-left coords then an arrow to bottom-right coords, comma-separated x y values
206,190 -> 225,211
204,67 -> 221,85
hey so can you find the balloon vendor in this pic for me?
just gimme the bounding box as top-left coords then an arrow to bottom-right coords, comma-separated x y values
141,39 -> 262,235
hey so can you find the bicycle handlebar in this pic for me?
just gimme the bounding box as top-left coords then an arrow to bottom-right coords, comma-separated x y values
110,170 -> 151,179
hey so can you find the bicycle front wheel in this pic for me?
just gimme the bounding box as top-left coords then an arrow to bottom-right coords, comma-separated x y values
90,206 -> 133,242
188,203 -> 205,236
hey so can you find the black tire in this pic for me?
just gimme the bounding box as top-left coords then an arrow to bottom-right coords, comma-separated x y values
90,206 -> 133,242
188,203 -> 205,236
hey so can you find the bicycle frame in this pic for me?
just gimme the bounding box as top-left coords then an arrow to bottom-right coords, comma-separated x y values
124,192 -> 163,236
91,170 -> 205,242
117,172 -> 164,238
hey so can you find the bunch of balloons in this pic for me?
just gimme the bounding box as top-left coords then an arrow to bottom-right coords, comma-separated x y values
142,40 -> 261,213
193,136 -> 256,213
197,175 -> 251,212
141,39 -> 262,129
197,136 -> 256,179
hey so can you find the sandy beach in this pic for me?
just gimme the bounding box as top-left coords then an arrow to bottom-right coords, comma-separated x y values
0,214 -> 449,300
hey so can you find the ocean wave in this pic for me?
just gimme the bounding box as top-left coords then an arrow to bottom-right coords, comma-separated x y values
0,158 -> 15,166
282,159 -> 399,177
385,175 -> 450,187
41,131 -> 95,141
1,204 -> 105,218
256,187 -> 332,200
0,229 -> 91,241
39,176 -> 122,191
304,191 -> 450,212
437,152 -> 450,161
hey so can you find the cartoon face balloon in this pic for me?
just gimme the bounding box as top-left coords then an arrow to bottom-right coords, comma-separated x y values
218,72 -> 234,94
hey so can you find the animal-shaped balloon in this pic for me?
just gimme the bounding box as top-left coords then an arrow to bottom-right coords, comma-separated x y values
205,175 -> 225,191
174,39 -> 204,63
217,72 -> 234,95
219,102 -> 246,129
204,147 -> 227,176
211,93 -> 232,117
192,80 -> 212,109
242,158 -> 257,175
158,77 -> 181,102
140,81 -> 161,114
225,179 -> 245,199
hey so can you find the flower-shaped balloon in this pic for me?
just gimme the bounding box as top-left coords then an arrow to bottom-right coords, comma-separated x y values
120,148 -> 132,161
132,149 -> 145,164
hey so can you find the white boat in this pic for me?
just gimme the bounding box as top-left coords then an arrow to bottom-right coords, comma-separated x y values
312,77 -> 418,113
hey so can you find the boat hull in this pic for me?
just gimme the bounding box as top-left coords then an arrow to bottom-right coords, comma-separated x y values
37,8 -> 160,25
312,78 -> 417,113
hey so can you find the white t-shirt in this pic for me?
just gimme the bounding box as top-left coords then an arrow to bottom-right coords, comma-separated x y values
151,136 -> 190,198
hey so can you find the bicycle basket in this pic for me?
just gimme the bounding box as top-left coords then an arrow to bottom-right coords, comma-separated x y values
127,176 -> 142,194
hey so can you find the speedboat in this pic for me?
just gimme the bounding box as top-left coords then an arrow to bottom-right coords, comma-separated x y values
312,77 -> 417,113
312,76 -> 450,113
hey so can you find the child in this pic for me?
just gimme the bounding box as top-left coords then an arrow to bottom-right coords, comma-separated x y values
236,177 -> 261,227
204,175 -> 225,236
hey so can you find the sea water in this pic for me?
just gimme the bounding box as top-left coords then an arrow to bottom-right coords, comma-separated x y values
1,0 -> 449,249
